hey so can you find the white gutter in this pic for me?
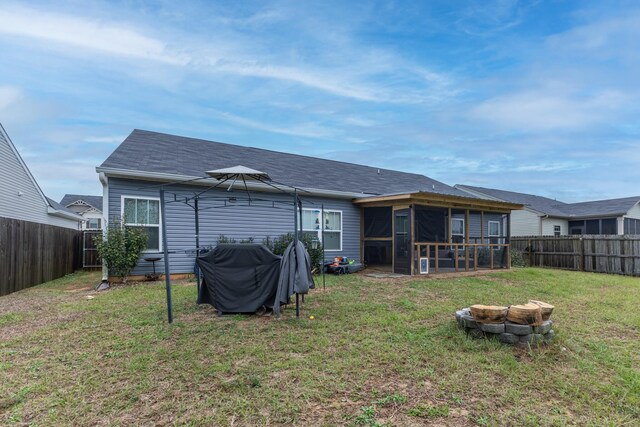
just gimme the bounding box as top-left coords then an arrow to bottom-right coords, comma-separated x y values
99,172 -> 109,284
95,166 -> 365,199
47,207 -> 84,221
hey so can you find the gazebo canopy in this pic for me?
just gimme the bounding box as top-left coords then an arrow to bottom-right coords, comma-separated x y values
205,165 -> 272,182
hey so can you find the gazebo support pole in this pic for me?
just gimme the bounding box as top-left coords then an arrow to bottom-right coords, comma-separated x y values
293,189 -> 299,318
194,196 -> 200,295
160,187 -> 173,324
299,196 -> 305,303
321,203 -> 325,290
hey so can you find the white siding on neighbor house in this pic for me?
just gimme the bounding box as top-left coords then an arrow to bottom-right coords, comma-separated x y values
107,178 -> 361,275
509,209 -> 540,236
81,211 -> 103,230
0,128 -> 78,229
541,218 -> 568,235
625,202 -> 640,220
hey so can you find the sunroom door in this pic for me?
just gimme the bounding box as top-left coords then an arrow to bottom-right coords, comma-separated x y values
394,209 -> 411,274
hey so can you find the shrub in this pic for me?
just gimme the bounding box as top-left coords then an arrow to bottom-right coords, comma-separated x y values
217,234 -> 237,244
213,233 -> 323,272
216,235 -> 255,244
510,248 -> 528,267
263,233 -> 323,272
94,218 -> 148,283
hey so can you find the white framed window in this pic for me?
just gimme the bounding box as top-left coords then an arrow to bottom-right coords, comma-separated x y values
488,221 -> 500,237
450,217 -> 464,245
451,218 -> 464,236
488,221 -> 501,245
301,208 -> 342,251
122,196 -> 161,251
554,225 -> 561,236
85,218 -> 101,229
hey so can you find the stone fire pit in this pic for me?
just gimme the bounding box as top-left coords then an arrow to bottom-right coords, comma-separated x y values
455,301 -> 555,345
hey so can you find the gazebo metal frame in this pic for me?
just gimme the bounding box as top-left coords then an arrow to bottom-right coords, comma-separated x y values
150,166 -> 326,323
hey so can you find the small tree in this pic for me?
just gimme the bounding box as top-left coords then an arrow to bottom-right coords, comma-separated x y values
94,218 -> 148,284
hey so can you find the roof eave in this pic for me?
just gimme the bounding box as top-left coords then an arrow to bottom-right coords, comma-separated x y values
96,166 -> 366,199
563,212 -> 627,220
47,207 -> 84,221
353,192 -> 524,211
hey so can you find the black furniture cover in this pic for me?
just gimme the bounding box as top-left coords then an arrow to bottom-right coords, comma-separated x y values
196,244 -> 282,313
273,240 -> 315,315
196,242 -> 314,314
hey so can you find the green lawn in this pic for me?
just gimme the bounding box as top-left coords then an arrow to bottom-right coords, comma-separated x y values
0,268 -> 638,426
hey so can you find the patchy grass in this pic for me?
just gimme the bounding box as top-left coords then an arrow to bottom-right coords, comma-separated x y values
0,268 -> 639,426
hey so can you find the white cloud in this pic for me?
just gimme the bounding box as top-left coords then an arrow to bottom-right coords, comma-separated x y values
546,13 -> 640,58
0,5 -> 189,65
470,88 -> 629,131
84,135 -> 127,144
209,110 -> 336,139
0,85 -> 21,109
0,5 -> 455,104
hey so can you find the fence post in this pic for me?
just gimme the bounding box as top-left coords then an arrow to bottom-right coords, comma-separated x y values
580,237 -> 585,272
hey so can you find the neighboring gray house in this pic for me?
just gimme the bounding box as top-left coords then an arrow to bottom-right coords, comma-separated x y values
0,123 -> 82,229
60,194 -> 103,230
97,130 -> 521,277
456,185 -> 640,236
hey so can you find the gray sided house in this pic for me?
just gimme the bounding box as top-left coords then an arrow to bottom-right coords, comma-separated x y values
456,185 -> 640,237
97,130 -> 521,278
0,123 -> 82,229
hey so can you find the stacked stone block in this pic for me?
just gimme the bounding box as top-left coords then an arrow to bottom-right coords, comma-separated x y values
455,308 -> 555,345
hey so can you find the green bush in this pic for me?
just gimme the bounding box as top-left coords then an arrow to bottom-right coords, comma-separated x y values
214,233 -> 323,272
263,233 -> 323,272
217,235 -> 255,244
94,218 -> 148,283
510,248 -> 528,267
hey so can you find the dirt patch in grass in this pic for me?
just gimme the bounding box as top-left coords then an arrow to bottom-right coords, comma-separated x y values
0,312 -> 86,341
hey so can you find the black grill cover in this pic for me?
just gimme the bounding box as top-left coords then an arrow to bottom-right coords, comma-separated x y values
196,244 -> 282,313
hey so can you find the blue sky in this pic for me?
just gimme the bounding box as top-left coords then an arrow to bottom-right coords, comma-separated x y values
1,0 -> 639,202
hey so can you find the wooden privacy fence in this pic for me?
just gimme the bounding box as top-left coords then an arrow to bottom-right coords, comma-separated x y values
0,217 -> 82,296
511,235 -> 640,276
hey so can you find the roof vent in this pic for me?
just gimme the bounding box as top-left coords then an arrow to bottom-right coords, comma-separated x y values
377,169 -> 380,174
432,184 -> 435,190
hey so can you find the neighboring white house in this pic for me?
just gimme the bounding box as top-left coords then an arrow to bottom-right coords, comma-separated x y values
59,195 -> 103,230
455,185 -> 640,236
0,123 -> 82,229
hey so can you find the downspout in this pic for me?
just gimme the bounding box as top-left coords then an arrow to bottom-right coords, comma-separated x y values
539,214 -> 548,235
97,172 -> 110,290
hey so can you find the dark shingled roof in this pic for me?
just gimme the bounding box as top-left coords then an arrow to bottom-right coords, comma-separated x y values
456,185 -> 569,216
46,197 -> 81,216
560,196 -> 640,217
99,129 -> 472,197
60,194 -> 103,211
456,185 -> 640,218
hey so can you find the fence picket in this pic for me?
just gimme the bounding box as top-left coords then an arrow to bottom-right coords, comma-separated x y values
0,218 -> 82,296
512,235 -> 640,276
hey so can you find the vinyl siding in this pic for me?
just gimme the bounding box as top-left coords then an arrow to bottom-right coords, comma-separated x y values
450,211 -> 507,240
107,178 -> 361,275
509,209 -> 540,236
541,218 -> 568,236
0,128 -> 78,229
625,202 -> 640,220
